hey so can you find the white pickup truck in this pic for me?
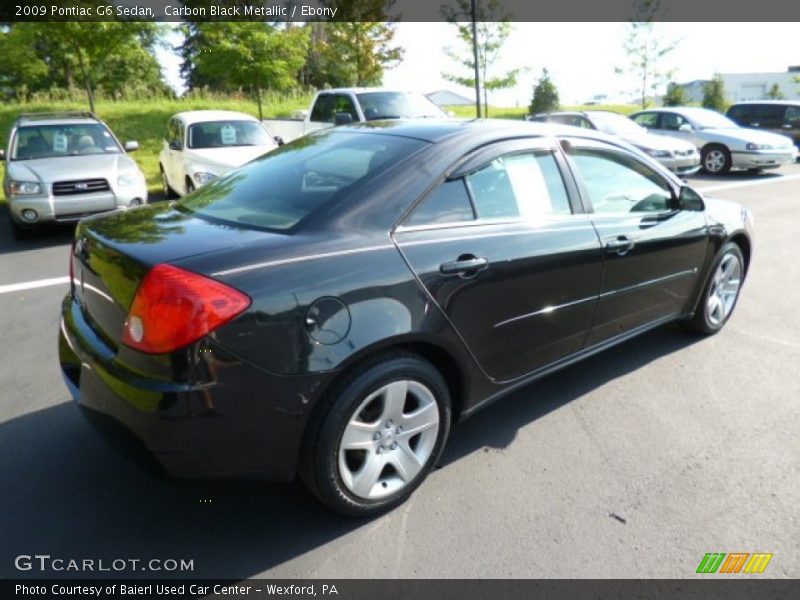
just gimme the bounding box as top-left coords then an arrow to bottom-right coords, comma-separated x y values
264,88 -> 447,143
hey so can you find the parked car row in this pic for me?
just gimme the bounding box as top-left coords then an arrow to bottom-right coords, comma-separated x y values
2,90 -> 449,239
530,104 -> 799,176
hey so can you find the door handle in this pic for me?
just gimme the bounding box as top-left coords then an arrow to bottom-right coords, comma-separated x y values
440,255 -> 489,276
604,236 -> 635,256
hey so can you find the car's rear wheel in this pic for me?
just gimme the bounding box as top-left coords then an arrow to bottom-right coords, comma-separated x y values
300,352 -> 451,517
685,242 -> 744,335
160,165 -> 178,199
701,144 -> 732,174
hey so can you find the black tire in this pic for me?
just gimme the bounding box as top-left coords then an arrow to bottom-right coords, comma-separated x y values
701,144 -> 732,174
160,165 -> 178,199
299,351 -> 451,517
10,219 -> 33,240
684,242 -> 745,335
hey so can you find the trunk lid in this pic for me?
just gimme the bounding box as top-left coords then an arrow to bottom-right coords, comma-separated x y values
71,202 -> 289,349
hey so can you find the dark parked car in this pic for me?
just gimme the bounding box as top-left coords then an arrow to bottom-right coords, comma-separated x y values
59,120 -> 754,516
726,100 -> 800,151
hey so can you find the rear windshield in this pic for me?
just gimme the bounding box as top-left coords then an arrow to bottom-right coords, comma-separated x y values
178,131 -> 427,230
11,123 -> 122,160
188,120 -> 272,148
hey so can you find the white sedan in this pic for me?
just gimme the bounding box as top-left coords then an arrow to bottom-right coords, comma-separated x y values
159,110 -> 278,197
630,107 -> 798,174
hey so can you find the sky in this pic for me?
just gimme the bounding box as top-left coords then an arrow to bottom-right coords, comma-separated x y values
156,22 -> 800,106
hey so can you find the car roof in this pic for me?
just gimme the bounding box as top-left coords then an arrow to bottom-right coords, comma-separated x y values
333,118 -> 626,145
728,100 -> 800,107
16,116 -> 102,127
319,88 -> 427,96
172,110 -> 259,124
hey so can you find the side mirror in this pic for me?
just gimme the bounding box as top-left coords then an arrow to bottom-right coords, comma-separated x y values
124,140 -> 139,152
679,123 -> 693,132
169,140 -> 182,151
679,185 -> 704,211
334,112 -> 354,126
274,136 -> 284,146
0,149 -> 5,161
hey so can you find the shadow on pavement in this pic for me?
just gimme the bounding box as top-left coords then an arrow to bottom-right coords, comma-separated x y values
0,323 -> 700,580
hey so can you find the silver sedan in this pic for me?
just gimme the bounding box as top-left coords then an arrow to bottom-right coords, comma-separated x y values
630,107 -> 798,174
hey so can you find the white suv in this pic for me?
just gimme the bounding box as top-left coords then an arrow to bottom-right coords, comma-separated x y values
159,110 -> 278,197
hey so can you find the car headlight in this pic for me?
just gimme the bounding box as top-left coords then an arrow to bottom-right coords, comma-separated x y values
117,173 -> 144,188
746,143 -> 771,150
193,171 -> 217,185
8,181 -> 42,196
644,149 -> 673,158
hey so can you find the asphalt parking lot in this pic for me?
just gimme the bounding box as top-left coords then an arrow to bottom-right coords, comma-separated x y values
1,164 -> 798,579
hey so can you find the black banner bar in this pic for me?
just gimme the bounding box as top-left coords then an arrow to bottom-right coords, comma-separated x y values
2,0 -> 800,22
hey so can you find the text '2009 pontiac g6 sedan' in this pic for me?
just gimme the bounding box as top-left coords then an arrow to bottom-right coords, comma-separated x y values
59,120 -> 754,516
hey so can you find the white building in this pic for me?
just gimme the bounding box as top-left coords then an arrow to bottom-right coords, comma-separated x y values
723,67 -> 800,102
675,67 -> 800,104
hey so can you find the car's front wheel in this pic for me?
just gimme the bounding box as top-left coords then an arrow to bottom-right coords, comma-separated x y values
685,242 -> 744,335
702,144 -> 732,174
300,352 -> 451,517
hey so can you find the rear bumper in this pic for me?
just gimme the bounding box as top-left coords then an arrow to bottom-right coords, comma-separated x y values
58,294 -> 328,481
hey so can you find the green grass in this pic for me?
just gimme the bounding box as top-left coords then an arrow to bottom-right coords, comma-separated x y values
0,94 -> 313,202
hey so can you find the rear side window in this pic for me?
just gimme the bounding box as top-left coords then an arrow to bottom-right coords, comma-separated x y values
179,132 -> 427,231
467,152 -> 571,219
787,107 -> 800,124
406,180 -> 474,226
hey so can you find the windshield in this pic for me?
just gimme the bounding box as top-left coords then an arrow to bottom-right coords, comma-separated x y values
685,109 -> 739,129
188,120 -> 273,149
587,112 -> 646,135
11,123 -> 122,160
179,131 -> 428,231
357,92 -> 445,120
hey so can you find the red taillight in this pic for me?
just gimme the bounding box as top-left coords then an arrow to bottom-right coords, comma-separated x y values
122,263 -> 250,354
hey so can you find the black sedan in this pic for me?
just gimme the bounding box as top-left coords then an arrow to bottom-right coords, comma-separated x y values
59,120 -> 754,516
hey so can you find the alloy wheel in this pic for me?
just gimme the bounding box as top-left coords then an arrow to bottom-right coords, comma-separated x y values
338,380 -> 440,500
704,149 -> 727,173
705,253 -> 742,327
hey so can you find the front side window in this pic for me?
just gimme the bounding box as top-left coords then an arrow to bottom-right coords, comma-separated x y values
467,152 -> 572,219
179,131 -> 427,231
786,107 -> 800,124
357,92 -> 444,120
660,113 -> 690,131
632,113 -> 659,130
569,148 -> 673,214
11,123 -> 122,160
188,121 -> 272,149
310,95 -> 358,123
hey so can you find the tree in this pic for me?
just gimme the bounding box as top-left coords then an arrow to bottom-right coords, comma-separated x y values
616,0 -> 679,109
304,21 -> 403,88
441,0 -> 520,117
529,69 -> 559,115
766,83 -> 785,100
302,1 -> 403,89
663,82 -> 687,106
189,23 -> 310,119
0,22 -> 167,106
702,75 -> 727,112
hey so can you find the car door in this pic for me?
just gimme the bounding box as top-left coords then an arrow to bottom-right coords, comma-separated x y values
654,112 -> 699,146
562,138 -> 710,346
163,118 -> 183,190
393,138 -> 604,382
